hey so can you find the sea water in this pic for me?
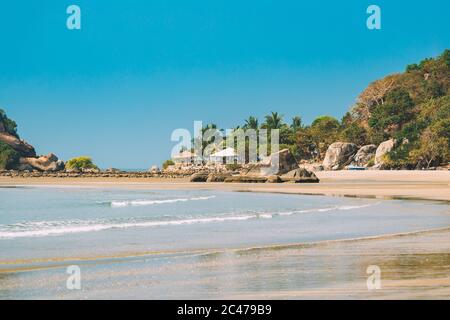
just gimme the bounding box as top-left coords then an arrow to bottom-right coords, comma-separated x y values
1,186 -> 450,299
0,186 -> 449,262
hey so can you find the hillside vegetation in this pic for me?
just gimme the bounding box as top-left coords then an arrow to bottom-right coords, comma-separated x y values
198,49 -> 449,169
2,51 -> 449,171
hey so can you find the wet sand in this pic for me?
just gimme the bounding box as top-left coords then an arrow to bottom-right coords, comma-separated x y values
1,170 -> 449,299
1,170 -> 449,201
0,228 -> 449,299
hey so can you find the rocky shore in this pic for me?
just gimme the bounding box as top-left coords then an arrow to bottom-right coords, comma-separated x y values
0,169 -> 188,179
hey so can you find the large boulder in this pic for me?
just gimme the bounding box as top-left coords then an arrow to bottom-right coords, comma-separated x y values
280,168 -> 320,183
18,153 -> 64,172
375,139 -> 395,167
189,172 -> 209,182
352,144 -> 377,167
243,149 -> 299,176
149,165 -> 161,174
206,172 -> 231,182
266,175 -> 282,183
322,142 -> 358,170
0,132 -> 36,157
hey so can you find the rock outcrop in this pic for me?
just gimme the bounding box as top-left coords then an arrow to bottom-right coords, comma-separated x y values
375,139 -> 396,167
352,144 -> 377,167
149,166 -> 161,174
322,142 -> 358,170
190,172 -> 209,182
224,175 -> 268,183
243,149 -> 299,176
0,111 -> 65,171
18,153 -> 64,172
266,175 -> 282,183
280,168 -> 320,183
206,173 -> 232,182
0,132 -> 36,157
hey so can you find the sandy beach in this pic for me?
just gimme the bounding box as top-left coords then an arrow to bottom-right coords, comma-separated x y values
1,170 -> 449,299
1,170 -> 449,201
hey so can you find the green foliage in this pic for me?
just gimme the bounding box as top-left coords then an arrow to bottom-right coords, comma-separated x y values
182,50 -> 450,168
309,116 -> 340,157
0,141 -> 19,170
295,127 -> 317,160
243,116 -> 259,130
0,109 -> 18,137
368,89 -> 414,136
262,112 -> 284,129
162,159 -> 175,170
65,156 -> 98,170
367,156 -> 375,167
340,123 -> 368,146
291,116 -> 302,132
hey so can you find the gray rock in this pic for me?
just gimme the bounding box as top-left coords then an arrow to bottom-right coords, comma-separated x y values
375,139 -> 396,167
353,144 -> 377,167
322,142 -> 358,170
190,172 -> 209,182
0,132 -> 36,157
224,175 -> 268,183
18,153 -> 64,172
149,165 -> 161,174
266,175 -> 282,183
206,173 -> 231,182
280,168 -> 320,183
243,149 -> 299,176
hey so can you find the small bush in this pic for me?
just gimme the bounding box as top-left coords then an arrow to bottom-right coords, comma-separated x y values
0,141 -> 19,169
0,109 -> 18,137
65,156 -> 98,170
162,159 -> 175,170
366,156 -> 375,167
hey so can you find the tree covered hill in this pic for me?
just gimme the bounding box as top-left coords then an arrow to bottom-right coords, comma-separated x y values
216,49 -> 449,169
1,50 -> 449,171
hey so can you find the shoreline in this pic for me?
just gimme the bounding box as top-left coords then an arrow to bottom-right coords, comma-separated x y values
1,170 -> 449,201
2,227 -> 449,299
2,225 -> 450,274
1,170 -> 449,299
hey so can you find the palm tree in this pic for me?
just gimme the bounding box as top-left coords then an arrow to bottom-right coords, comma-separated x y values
291,116 -> 302,131
263,112 -> 284,129
243,116 -> 259,130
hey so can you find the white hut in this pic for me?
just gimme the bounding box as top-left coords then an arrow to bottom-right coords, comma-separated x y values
172,151 -> 201,164
209,148 -> 238,164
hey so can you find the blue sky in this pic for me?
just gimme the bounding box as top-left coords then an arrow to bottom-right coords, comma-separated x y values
0,0 -> 449,168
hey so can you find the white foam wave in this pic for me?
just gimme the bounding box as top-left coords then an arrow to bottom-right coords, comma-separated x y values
110,196 -> 216,207
276,203 -> 378,216
0,214 -> 254,239
0,202 -> 377,239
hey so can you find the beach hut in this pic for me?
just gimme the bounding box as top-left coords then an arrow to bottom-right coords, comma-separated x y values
172,151 -> 201,164
209,148 -> 238,164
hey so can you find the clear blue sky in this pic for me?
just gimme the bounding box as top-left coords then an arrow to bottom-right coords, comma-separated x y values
0,0 -> 448,168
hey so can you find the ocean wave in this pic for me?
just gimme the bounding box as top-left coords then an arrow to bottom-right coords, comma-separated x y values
110,196 -> 216,207
0,214 -> 255,239
276,203 -> 378,216
0,202 -> 377,239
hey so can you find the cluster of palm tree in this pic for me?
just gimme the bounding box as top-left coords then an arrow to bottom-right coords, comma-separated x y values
242,112 -> 302,131
196,111 -> 345,161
